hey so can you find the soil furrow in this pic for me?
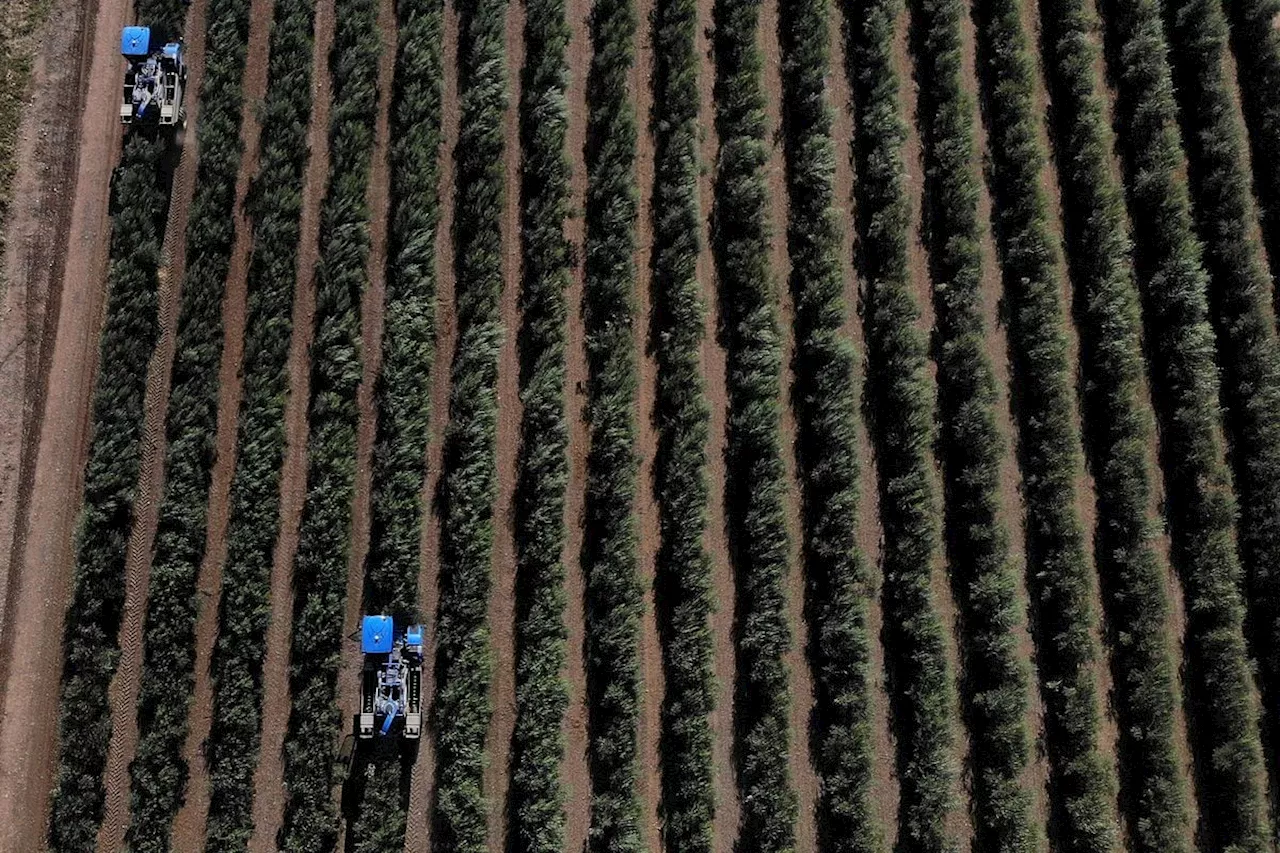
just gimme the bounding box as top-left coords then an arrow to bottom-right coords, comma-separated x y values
402,4 -> 459,848
244,0 -> 333,844
166,0 -> 274,844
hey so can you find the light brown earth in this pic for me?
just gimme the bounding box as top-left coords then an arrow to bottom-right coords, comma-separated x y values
484,0 -> 525,844
167,0 -> 273,845
403,4 -> 460,847
560,0 -> 594,844
693,0 -> 740,844
0,0 -> 126,843
245,0 -> 334,844
97,1 -> 212,846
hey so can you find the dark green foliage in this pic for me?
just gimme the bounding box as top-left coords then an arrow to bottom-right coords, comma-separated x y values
48,130 -> 169,853
647,0 -> 714,847
431,0 -> 508,846
839,1 -> 956,849
124,0 -> 255,846
1162,0 -> 1280,819
344,0 -> 447,845
708,0 -> 796,849
203,0 -> 319,846
775,0 -> 876,850
581,0 -> 644,846
1098,0 -> 1269,846
278,0 -> 382,845
509,0 -> 573,845
1034,0 -> 1188,847
968,0 -> 1120,848
1222,0 -> 1280,290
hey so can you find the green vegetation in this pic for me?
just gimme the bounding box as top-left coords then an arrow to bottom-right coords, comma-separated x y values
647,0 -> 714,847
1162,0 -> 1280,812
839,0 -> 954,848
277,0 -> 382,845
968,0 -> 1120,848
775,0 -> 875,849
581,0 -> 644,844
124,0 -> 255,845
1099,0 -> 1269,846
1034,0 -> 1187,846
202,0 -> 319,847
509,0 -> 573,845
709,0 -> 796,849
430,0 -> 508,846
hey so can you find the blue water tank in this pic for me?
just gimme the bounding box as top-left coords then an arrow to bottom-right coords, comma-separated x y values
362,615 -> 394,653
121,26 -> 151,57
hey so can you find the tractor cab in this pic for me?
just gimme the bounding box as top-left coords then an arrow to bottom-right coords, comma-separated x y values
357,615 -> 424,740
120,26 -> 187,126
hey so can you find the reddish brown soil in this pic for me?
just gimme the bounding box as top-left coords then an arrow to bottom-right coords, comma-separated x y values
403,5 -> 460,847
167,0 -> 272,846
560,0 -> 593,845
757,0 -> 820,847
96,1 -> 213,847
245,0 -> 334,844
0,0 -> 125,844
693,0 -> 740,844
0,0 -> 92,644
629,0 -> 666,841
482,0 -> 525,845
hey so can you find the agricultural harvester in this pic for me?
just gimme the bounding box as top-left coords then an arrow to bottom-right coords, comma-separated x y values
119,25 -> 187,126
357,615 -> 425,740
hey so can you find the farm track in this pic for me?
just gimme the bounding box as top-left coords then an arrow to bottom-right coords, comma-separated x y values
0,0 -> 116,844
96,0 -> 212,844
243,0 -> 334,844
402,5 -> 459,849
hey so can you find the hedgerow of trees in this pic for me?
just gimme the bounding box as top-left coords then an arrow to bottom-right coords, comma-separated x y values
202,0 -> 319,846
968,0 -> 1122,847
124,0 -> 255,845
277,0 -> 382,845
1161,0 -> 1280,807
580,0 -> 644,844
1032,0 -> 1187,846
839,0 -> 955,847
774,0 -> 876,849
431,0 -> 508,846
508,0 -> 573,845
647,0 -> 714,846
709,0 -> 796,848
345,0 -> 447,847
1098,0 -> 1270,845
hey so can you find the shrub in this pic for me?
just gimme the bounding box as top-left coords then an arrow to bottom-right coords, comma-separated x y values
1098,0 -> 1269,846
838,0 -> 955,848
201,0 -> 320,846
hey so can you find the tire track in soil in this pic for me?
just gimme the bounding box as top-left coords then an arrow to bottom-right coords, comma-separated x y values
0,0 -> 121,844
168,0 -> 273,843
631,0 -> 665,839
824,1 -> 896,840
693,0 -> 739,844
758,0 -> 818,846
891,6 -> 970,845
484,0 -> 524,844
245,0 -> 334,844
402,4 -> 458,847
97,0 -> 212,845
0,0 -> 92,648
561,0 -> 593,842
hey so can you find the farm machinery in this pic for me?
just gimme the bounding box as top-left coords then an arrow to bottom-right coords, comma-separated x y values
357,615 -> 425,740
119,26 -> 187,126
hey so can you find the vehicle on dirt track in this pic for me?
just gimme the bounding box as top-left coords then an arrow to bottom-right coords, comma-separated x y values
357,615 -> 425,740
119,26 -> 187,126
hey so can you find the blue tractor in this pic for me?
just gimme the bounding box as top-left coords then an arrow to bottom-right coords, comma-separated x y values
357,616 -> 425,739
119,26 -> 186,126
